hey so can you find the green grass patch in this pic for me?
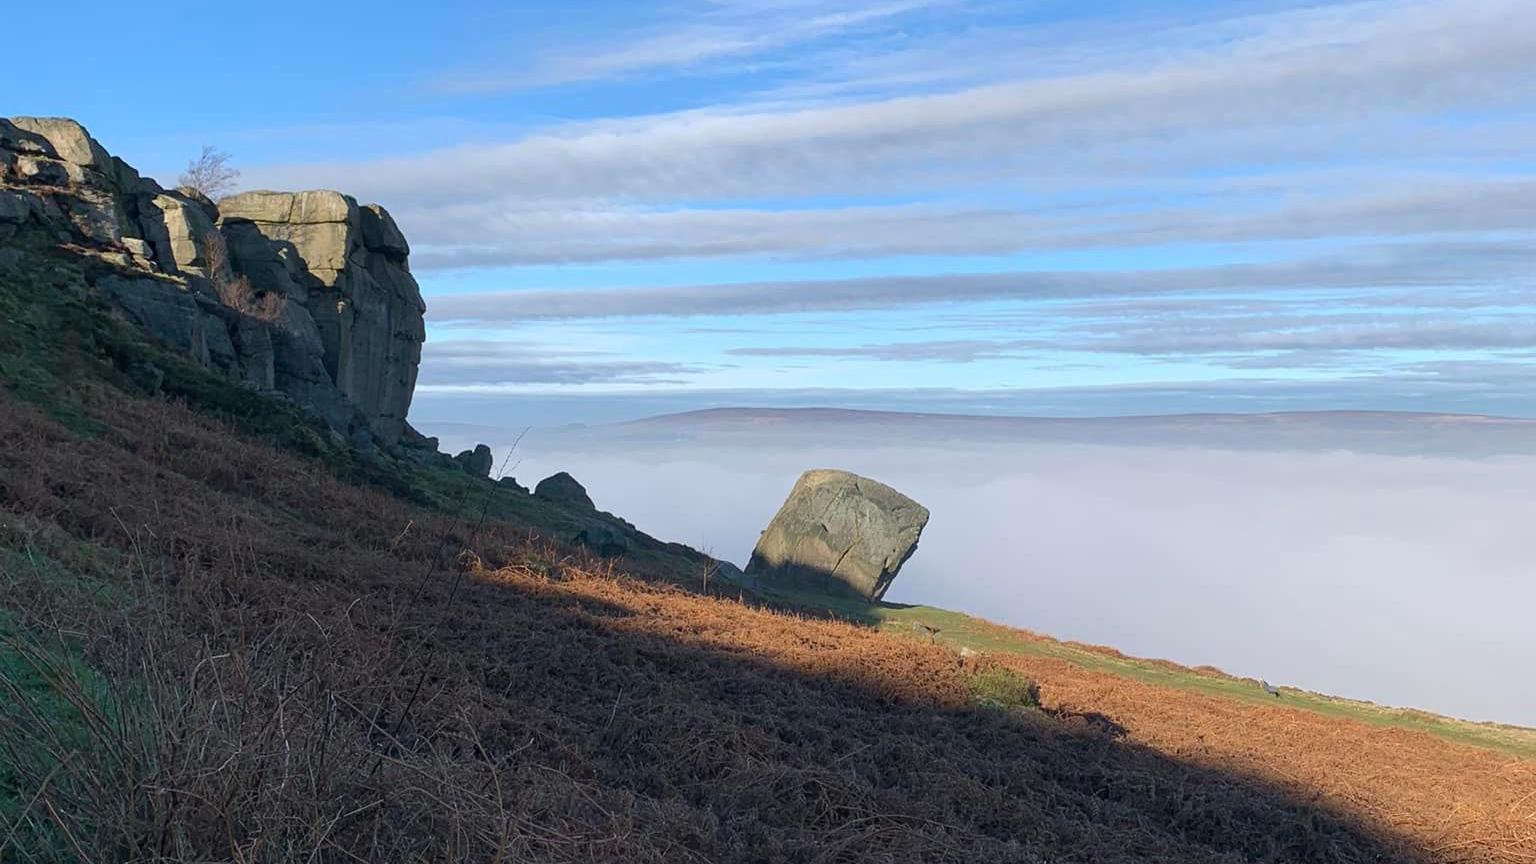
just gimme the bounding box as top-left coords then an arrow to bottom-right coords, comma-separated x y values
0,246 -> 104,434
0,528 -> 132,860
0,610 -> 117,860
0,243 -> 407,490
755,585 -> 1536,759
968,665 -> 1041,713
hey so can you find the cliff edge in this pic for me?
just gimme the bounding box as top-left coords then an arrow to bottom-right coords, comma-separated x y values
0,116 -> 424,448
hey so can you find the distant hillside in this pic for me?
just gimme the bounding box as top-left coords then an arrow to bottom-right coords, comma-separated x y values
606,406 -> 1536,456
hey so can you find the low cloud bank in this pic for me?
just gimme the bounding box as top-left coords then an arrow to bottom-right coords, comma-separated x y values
426,419 -> 1536,726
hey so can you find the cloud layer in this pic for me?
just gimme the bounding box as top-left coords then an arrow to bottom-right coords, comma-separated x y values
420,414 -> 1536,726
228,0 -> 1536,416
245,0 -> 1536,269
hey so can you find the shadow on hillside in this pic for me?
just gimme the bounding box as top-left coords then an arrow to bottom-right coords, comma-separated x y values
408,566 -> 1430,863
0,316 -> 1437,861
710,571 -> 925,627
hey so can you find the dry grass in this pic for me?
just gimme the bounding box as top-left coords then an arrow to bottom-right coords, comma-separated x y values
0,385 -> 1532,862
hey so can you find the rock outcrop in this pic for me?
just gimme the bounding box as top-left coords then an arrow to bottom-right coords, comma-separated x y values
220,191 -> 424,442
746,469 -> 929,602
1,116 -> 751,589
0,116 -> 424,447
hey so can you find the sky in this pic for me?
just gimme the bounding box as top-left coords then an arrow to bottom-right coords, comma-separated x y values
13,0 -> 1536,425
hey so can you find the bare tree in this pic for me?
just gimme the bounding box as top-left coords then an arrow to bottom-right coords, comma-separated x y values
178,145 -> 240,200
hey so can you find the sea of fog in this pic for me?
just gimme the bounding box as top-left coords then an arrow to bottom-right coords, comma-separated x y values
423,414 -> 1536,726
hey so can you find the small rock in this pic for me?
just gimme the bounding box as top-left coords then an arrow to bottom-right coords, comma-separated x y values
126,360 -> 164,395
534,472 -> 595,509
573,523 -> 628,557
453,444 -> 493,478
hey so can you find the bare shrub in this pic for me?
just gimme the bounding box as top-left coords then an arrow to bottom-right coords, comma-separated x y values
219,272 -> 287,323
201,231 -> 287,325
177,145 -> 239,200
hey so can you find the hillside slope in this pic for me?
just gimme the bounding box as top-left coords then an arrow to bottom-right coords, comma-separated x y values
787,593 -> 1536,758
2,261 -> 1534,862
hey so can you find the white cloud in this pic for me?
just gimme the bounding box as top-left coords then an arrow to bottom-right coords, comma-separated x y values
236,0 -> 1536,275
423,240 -> 1536,322
250,0 -> 1536,205
435,0 -> 953,92
419,339 -> 707,385
400,175 -> 1536,268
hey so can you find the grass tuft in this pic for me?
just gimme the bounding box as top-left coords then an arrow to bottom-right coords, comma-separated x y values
967,664 -> 1041,713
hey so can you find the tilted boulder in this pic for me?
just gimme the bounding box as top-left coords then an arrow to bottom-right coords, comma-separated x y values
746,469 -> 929,602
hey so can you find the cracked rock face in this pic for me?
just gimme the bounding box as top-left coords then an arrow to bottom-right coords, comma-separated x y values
1,116 -> 427,447
219,190 -> 425,444
746,469 -> 929,602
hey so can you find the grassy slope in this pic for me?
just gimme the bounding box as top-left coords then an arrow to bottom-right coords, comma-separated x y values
405,456 -> 719,584
10,394 -> 1527,862
9,237 -> 1528,761
3,243 -> 1534,861
754,587 -> 1536,759
0,241 -> 372,838
0,533 -> 121,850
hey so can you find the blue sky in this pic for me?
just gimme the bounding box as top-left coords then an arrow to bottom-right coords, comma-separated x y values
16,0 -> 1536,424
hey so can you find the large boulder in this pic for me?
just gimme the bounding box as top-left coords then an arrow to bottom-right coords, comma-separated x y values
98,275 -> 227,371
5,117 -> 113,178
218,190 -> 426,444
138,191 -> 221,277
1,118 -> 167,253
746,469 -> 929,602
